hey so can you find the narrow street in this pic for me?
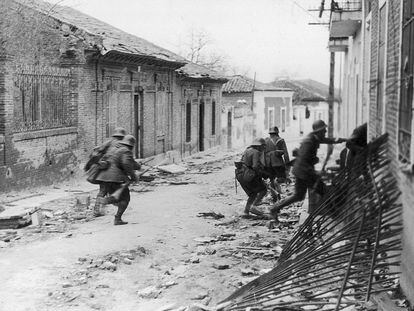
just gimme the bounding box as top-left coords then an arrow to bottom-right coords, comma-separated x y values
0,154 -> 301,311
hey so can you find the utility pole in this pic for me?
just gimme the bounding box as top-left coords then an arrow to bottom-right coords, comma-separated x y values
251,72 -> 256,112
322,51 -> 335,171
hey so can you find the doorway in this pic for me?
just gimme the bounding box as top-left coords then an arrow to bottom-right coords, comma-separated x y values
199,99 -> 205,151
134,93 -> 143,158
227,110 -> 232,149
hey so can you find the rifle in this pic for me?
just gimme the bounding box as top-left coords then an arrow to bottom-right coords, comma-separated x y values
109,167 -> 153,202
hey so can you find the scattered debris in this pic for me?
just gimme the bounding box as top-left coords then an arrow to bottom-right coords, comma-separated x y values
137,285 -> 161,299
197,212 -> 224,220
157,164 -> 187,174
212,262 -> 230,270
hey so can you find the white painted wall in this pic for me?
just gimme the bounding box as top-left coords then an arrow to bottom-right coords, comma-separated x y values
253,90 -> 295,140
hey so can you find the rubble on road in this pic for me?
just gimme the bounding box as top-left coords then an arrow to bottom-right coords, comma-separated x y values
157,164 -> 187,174
197,212 -> 225,220
0,205 -> 35,229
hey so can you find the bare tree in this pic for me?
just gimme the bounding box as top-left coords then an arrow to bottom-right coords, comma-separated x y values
178,27 -> 230,73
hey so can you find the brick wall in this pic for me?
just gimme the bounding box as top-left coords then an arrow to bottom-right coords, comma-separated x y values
368,0 -> 414,304
384,0 -> 401,174
0,0 -> 225,192
368,0 -> 379,140
0,1 -> 85,191
177,79 -> 224,157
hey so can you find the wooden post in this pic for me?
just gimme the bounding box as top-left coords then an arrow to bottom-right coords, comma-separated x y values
322,52 -> 336,171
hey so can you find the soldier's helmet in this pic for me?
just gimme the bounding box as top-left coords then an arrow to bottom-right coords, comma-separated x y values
120,134 -> 136,147
268,126 -> 279,134
250,137 -> 266,146
112,127 -> 127,138
312,120 -> 327,133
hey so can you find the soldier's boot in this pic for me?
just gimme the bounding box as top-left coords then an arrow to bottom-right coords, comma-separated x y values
269,204 -> 281,224
114,202 -> 128,225
243,196 -> 256,216
93,197 -> 106,217
253,190 -> 267,207
270,180 -> 282,202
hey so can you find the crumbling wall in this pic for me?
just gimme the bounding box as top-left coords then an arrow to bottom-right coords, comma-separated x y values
221,92 -> 254,150
0,0 -> 86,191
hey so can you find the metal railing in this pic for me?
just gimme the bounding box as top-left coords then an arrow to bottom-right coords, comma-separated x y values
331,0 -> 362,11
222,134 -> 402,311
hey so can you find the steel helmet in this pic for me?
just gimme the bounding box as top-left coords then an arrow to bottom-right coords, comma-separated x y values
250,137 -> 266,146
120,134 -> 136,147
112,127 -> 127,138
268,126 -> 279,134
312,120 -> 327,133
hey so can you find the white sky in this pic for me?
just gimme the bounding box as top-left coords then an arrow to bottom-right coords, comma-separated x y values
47,0 -> 330,84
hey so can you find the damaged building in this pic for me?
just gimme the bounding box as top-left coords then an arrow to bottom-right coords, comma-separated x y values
0,0 -> 227,191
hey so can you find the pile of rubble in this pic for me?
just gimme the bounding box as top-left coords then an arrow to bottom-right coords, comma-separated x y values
47,246 -> 148,307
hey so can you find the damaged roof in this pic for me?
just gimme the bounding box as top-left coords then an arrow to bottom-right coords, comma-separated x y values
176,62 -> 228,83
222,75 -> 292,93
16,0 -> 186,66
269,79 -> 341,104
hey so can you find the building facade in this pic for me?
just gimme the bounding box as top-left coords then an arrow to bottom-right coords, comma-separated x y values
176,63 -> 227,156
222,75 -> 294,150
0,0 -> 226,191
271,79 -> 340,138
325,0 -> 414,303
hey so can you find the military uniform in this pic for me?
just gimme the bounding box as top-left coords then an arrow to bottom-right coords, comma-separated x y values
95,135 -> 138,225
236,138 -> 268,216
86,128 -> 127,217
264,136 -> 290,179
270,120 -> 346,221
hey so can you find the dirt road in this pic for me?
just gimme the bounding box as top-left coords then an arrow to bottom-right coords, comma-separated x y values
0,156 -> 300,311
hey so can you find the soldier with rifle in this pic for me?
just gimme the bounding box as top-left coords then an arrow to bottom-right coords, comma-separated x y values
94,134 -> 140,225
270,120 -> 347,223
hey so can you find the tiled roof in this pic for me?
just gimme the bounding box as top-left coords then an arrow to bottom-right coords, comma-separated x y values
16,0 -> 186,65
176,62 -> 228,82
222,75 -> 292,93
269,79 -> 341,104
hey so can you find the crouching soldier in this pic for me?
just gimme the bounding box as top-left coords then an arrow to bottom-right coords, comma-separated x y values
235,138 -> 269,217
94,134 -> 139,225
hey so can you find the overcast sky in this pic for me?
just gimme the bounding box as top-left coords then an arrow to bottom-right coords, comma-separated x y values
46,0 -> 330,84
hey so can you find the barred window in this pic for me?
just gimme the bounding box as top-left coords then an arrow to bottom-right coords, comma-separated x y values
13,66 -> 74,132
398,0 -> 414,163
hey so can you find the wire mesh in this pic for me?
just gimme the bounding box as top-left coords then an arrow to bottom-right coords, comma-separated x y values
222,134 -> 402,311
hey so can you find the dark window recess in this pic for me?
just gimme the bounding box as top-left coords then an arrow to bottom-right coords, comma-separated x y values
186,99 -> 191,142
398,0 -> 414,163
211,100 -> 216,135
